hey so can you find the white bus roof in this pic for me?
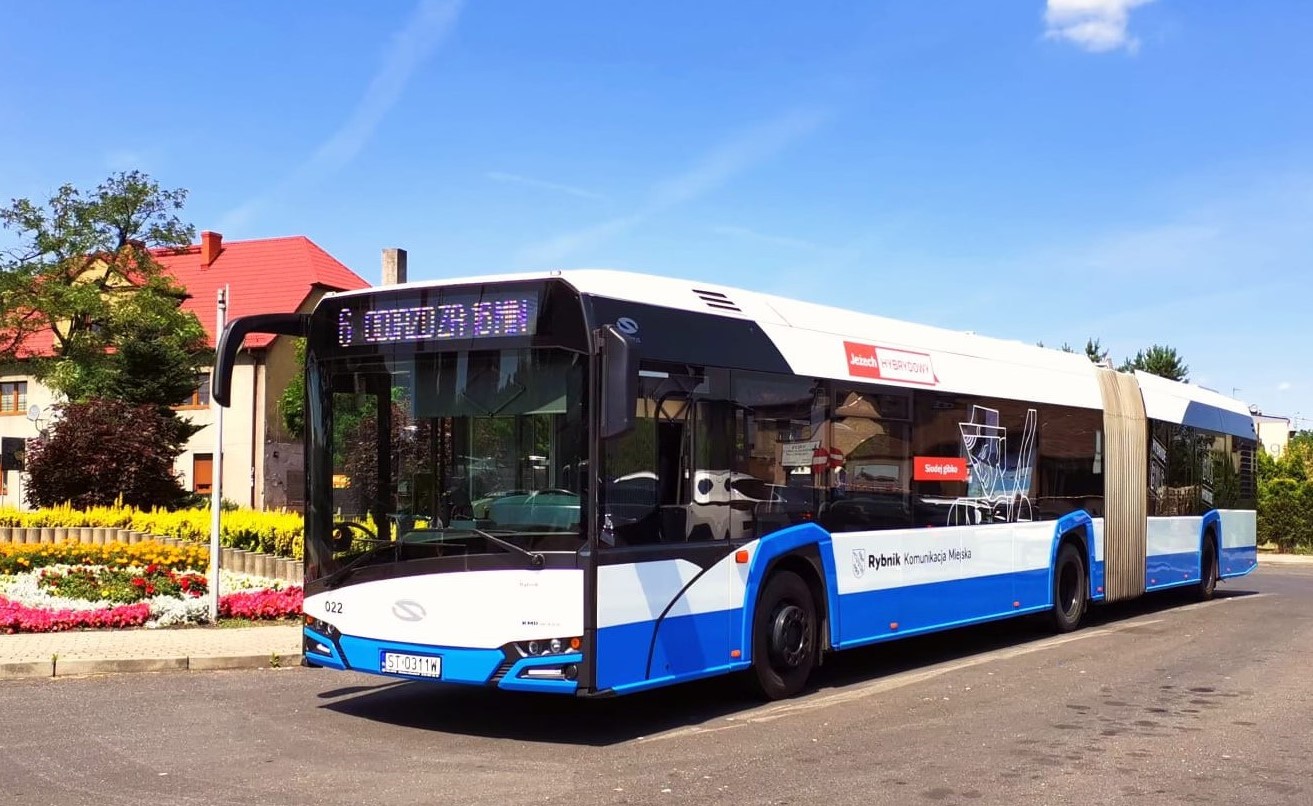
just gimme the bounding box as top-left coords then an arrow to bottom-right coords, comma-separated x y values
329,269 -> 1253,437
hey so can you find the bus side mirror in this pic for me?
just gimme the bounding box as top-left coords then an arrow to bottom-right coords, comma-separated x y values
212,313 -> 309,406
600,325 -> 637,439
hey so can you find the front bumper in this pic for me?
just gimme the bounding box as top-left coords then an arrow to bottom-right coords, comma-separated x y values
303,626 -> 583,694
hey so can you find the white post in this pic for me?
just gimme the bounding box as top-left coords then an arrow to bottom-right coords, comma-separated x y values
209,286 -> 229,622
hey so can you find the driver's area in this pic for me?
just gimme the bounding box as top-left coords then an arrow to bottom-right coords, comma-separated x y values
306,347 -> 589,584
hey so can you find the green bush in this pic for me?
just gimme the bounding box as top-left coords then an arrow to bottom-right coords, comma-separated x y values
1257,478 -> 1313,553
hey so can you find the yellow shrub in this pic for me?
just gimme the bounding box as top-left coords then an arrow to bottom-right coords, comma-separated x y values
0,504 -> 306,559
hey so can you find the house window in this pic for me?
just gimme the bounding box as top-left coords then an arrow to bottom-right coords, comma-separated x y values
0,382 -> 27,414
193,453 -> 214,495
181,374 -> 212,408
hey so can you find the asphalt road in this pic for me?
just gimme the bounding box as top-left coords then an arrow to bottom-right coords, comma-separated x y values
3,564 -> 1311,806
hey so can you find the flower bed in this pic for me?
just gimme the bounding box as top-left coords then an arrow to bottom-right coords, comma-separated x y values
0,540 -> 302,633
38,564 -> 208,603
0,542 -> 208,574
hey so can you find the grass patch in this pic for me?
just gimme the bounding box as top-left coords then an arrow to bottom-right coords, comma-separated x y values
216,617 -> 298,629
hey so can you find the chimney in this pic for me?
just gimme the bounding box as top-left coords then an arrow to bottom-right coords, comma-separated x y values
381,248 -> 408,285
200,231 -> 223,267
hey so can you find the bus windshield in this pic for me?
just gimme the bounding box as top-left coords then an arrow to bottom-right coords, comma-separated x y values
307,347 -> 588,582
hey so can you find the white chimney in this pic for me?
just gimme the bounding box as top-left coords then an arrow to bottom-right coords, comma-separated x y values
382,248 -> 407,285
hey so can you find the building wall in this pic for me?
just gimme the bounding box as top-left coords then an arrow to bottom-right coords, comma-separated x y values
0,372 -> 58,508
176,355 -> 261,507
1255,416 -> 1292,458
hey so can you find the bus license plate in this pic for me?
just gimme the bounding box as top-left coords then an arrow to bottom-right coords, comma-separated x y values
381,652 -> 442,678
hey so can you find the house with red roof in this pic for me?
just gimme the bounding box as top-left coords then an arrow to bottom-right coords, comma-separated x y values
0,231 -> 370,509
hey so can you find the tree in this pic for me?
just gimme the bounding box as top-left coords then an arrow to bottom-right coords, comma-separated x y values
1119,344 -> 1189,382
1084,338 -> 1109,365
24,399 -> 190,509
279,338 -> 307,438
0,171 -> 206,406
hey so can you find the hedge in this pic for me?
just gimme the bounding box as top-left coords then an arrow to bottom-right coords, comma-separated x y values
0,504 -> 305,560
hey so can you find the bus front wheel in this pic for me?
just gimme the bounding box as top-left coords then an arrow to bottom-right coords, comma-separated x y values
748,570 -> 817,700
1050,542 -> 1087,633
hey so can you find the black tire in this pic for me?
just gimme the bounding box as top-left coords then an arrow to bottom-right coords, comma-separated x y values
1050,542 -> 1087,633
748,570 -> 818,700
1196,536 -> 1219,601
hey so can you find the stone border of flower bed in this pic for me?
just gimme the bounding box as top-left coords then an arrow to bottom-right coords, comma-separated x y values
0,526 -> 302,583
0,652 -> 305,679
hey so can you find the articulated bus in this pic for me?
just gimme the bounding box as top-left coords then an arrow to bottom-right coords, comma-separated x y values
213,270 -> 1257,700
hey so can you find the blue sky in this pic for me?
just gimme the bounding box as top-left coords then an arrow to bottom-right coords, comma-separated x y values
1,1 -> 1309,428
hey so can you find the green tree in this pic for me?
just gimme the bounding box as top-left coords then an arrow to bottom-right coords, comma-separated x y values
1084,338 -> 1109,364
1257,478 -> 1313,553
279,338 -> 307,438
24,399 -> 190,509
1118,344 -> 1189,382
0,171 -> 205,405
1281,431 -> 1313,479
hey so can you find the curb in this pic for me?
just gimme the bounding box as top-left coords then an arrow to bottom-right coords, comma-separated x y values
0,654 -> 304,680
0,660 -> 54,680
1258,553 -> 1313,565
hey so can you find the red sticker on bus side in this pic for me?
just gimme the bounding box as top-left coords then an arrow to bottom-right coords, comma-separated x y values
913,457 -> 968,482
844,342 -> 938,386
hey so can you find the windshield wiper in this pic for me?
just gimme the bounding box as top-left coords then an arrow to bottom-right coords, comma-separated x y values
469,528 -> 545,568
322,539 -> 444,589
322,529 -> 551,587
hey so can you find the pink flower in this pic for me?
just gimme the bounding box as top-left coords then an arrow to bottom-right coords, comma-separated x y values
0,596 -> 149,633
218,588 -> 303,620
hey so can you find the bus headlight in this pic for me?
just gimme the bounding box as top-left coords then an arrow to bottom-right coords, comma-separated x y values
516,637 -> 581,656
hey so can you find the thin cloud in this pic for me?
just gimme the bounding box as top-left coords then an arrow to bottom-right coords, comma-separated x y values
1278,382 -> 1293,392
516,107 -> 829,265
1044,0 -> 1155,53
219,0 -> 462,232
486,171 -> 608,201
648,109 -> 828,209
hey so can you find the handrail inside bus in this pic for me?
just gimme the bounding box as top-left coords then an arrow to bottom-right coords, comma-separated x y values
211,313 -> 310,407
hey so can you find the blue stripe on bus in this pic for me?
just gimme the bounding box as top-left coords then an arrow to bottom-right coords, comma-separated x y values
598,566 -> 1059,692
596,608 -> 741,692
1141,544 -> 1259,588
1145,550 -> 1202,591
334,634 -> 506,686
1220,545 -> 1257,579
834,568 -> 1052,648
597,610 -> 750,696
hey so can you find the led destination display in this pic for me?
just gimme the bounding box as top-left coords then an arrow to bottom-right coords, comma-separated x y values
335,293 -> 540,347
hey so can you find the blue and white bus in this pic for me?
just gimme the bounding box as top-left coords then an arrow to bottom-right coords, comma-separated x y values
213,270 -> 1258,699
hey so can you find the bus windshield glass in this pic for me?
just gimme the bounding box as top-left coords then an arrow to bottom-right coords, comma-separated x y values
309,347 -> 587,581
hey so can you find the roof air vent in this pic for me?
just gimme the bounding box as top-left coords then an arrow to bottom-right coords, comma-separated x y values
693,288 -> 742,313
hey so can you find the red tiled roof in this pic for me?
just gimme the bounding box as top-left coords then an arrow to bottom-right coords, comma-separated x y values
12,234 -> 369,356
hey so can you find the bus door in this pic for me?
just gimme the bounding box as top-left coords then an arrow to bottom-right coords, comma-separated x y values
597,368 -> 739,688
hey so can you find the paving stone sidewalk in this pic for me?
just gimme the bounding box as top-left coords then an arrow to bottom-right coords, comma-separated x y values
0,623 -> 302,679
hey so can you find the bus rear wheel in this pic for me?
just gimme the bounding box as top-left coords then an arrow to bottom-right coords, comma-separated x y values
1196,537 -> 1219,601
1050,542 -> 1087,633
748,570 -> 817,700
